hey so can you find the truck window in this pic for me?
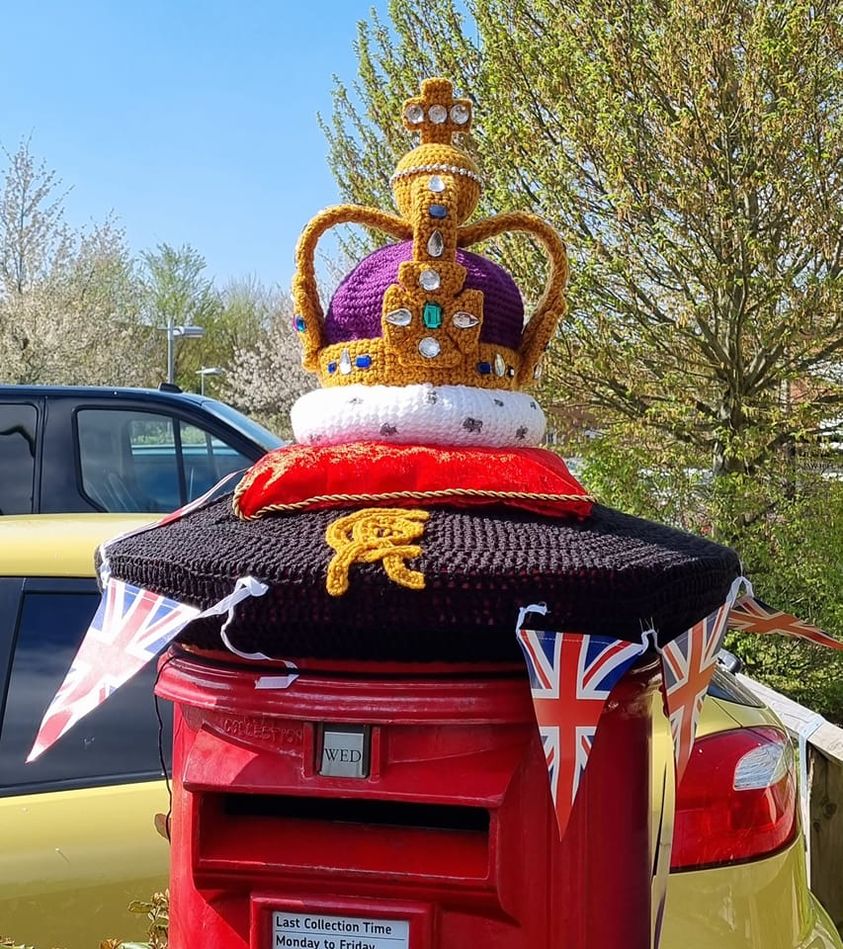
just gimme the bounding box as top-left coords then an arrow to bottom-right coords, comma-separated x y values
0,403 -> 38,515
0,588 -> 171,794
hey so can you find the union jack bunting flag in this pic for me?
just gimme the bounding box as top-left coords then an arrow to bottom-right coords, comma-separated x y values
659,599 -> 733,780
729,595 -> 843,652
516,625 -> 647,837
27,579 -> 200,762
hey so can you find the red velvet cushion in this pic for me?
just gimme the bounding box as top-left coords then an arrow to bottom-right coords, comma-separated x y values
233,443 -> 592,519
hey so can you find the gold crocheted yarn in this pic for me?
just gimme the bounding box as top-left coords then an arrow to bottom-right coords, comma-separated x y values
392,145 -> 481,223
401,77 -> 474,144
314,338 -> 522,389
325,508 -> 429,596
292,77 -> 568,389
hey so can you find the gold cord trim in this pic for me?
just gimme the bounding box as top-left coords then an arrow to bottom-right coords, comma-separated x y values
234,487 -> 595,519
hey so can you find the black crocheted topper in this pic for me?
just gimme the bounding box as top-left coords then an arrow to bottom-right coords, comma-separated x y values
103,496 -> 740,663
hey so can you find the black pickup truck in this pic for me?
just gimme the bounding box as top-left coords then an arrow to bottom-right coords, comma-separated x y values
0,385 -> 282,515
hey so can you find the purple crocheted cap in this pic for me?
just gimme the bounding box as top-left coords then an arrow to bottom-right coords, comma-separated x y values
324,240 -> 524,350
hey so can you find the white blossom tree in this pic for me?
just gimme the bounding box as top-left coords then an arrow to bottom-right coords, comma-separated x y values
0,141 -> 156,386
222,285 -> 315,437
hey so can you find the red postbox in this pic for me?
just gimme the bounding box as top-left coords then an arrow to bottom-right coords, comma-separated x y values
22,72 -> 748,949
156,649 -> 659,949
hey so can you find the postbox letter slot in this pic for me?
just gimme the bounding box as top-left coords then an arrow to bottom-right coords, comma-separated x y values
223,792 -> 490,833
196,792 -> 493,884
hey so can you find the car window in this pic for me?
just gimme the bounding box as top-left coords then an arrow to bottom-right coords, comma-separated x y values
78,408 -> 180,513
0,403 -> 38,515
0,590 -> 172,794
77,408 -> 251,512
202,398 -> 283,451
180,421 -> 251,501
128,415 -> 182,511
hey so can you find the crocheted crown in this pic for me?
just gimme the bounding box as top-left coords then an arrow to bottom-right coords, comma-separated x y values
291,78 -> 568,392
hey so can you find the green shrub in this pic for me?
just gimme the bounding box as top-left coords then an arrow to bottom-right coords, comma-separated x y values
577,429 -> 843,724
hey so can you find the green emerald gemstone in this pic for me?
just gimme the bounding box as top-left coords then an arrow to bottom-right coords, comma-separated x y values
423,301 -> 443,329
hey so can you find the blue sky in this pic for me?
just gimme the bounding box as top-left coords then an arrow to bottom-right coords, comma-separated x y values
0,0 -> 386,290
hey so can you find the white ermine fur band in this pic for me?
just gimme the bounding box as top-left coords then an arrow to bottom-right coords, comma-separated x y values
291,383 -> 546,448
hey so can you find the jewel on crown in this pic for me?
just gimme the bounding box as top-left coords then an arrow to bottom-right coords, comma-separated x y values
291,78 -> 569,396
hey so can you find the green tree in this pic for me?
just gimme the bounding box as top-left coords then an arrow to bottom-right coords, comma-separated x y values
325,0 -> 843,716
140,242 -> 222,386
140,247 -> 281,391
325,0 -> 843,490
177,277 -> 270,394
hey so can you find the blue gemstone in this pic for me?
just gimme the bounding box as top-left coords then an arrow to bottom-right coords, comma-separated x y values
429,204 -> 448,219
294,316 -> 306,333
477,361 -> 492,374
355,354 -> 372,369
327,361 -> 337,374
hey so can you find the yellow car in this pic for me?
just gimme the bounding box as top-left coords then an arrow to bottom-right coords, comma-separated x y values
0,515 -> 840,949
0,514 -> 167,948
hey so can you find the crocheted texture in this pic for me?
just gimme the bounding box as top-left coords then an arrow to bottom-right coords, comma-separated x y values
291,78 -> 568,389
315,337 -> 523,390
104,498 -> 741,661
390,161 -> 482,187
232,442 -> 593,519
458,213 -> 568,387
325,242 -> 523,349
392,145 -> 481,224
394,80 -> 480,216
292,205 -> 411,371
400,78 -> 475,147
290,384 -> 547,448
325,508 -> 429,596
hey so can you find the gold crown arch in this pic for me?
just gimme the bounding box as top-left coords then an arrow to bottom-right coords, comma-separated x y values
292,78 -> 570,390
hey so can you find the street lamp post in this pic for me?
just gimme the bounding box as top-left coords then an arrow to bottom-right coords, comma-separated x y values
166,324 -> 205,384
196,366 -> 224,396
167,317 -> 174,386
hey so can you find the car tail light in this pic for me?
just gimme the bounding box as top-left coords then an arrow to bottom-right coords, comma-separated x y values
670,726 -> 798,870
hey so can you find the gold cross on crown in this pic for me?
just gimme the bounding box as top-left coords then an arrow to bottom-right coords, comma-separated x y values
402,78 -> 473,144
